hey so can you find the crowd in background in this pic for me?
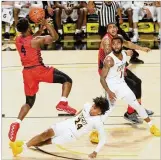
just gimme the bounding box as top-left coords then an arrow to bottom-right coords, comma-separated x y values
2,1 -> 161,42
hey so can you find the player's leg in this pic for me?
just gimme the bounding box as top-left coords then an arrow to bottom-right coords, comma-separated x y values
8,95 -> 36,142
125,69 -> 154,115
8,69 -> 38,142
124,76 -> 143,124
120,83 -> 160,136
10,128 -> 54,156
41,66 -> 77,114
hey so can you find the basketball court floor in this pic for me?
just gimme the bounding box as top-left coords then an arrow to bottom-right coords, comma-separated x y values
2,49 -> 160,159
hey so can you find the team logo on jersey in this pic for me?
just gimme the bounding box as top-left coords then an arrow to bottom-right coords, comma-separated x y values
117,64 -> 125,72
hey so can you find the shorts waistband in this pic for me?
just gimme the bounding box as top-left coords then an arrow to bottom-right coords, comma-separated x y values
24,65 -> 43,69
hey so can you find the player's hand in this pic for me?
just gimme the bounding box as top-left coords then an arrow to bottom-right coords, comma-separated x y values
126,50 -> 133,57
88,151 -> 97,159
47,7 -> 54,16
141,47 -> 151,52
107,90 -> 117,103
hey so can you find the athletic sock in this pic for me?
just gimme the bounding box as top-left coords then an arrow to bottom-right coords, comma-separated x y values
127,105 -> 135,114
60,97 -> 67,102
16,119 -> 22,124
147,121 -> 153,128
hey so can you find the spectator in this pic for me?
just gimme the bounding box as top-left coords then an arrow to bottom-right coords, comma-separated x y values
93,1 -> 122,38
2,1 -> 14,40
131,1 -> 156,42
89,1 -> 143,64
56,1 -> 85,39
120,2 -> 133,33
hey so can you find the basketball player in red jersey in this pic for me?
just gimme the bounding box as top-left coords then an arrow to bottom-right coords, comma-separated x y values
8,18 -> 77,142
97,23 -> 153,124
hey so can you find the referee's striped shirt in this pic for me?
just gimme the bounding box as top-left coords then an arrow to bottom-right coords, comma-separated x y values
94,1 -> 119,27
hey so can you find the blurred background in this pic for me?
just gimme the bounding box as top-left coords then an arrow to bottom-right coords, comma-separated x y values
2,1 -> 161,51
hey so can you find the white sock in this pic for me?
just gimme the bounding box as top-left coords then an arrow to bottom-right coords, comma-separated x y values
5,23 -> 10,33
16,119 -> 22,124
58,29 -> 63,35
81,26 -> 86,33
23,143 -> 28,151
75,29 -> 81,34
60,97 -> 67,102
147,121 -> 153,128
133,28 -> 138,36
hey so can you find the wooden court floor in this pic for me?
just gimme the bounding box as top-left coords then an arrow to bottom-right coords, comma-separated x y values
2,49 -> 160,160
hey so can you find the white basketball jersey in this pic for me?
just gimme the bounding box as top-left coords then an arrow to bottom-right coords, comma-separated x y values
105,51 -> 127,84
64,103 -> 104,138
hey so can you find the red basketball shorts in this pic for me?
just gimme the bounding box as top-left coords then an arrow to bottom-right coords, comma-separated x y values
22,66 -> 54,96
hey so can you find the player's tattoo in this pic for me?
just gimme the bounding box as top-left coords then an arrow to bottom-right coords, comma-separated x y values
102,38 -> 112,55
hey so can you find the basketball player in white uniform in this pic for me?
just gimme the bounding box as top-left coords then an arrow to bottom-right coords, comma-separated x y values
99,36 -> 160,138
9,96 -> 109,159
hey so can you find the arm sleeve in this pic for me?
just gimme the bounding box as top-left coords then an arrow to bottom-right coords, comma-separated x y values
14,2 -> 23,9
93,119 -> 107,153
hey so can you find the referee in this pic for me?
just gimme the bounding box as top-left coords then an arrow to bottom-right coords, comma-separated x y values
93,1 -> 144,64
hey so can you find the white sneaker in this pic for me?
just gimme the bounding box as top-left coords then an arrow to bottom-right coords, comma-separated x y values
131,35 -> 138,42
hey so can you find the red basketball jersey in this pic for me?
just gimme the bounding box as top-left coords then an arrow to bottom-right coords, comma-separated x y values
15,35 -> 44,67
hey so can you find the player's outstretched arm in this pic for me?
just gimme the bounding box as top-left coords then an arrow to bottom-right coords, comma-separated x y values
123,40 -> 151,52
44,19 -> 59,41
89,120 -> 106,159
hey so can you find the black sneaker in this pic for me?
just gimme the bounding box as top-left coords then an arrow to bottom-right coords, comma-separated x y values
3,32 -> 10,40
124,112 -> 143,124
145,109 -> 154,116
129,58 -> 144,64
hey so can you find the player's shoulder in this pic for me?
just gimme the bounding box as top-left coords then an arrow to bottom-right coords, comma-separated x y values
83,103 -> 92,112
104,55 -> 114,67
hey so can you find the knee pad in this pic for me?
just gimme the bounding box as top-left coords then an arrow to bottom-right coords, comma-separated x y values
26,95 -> 36,108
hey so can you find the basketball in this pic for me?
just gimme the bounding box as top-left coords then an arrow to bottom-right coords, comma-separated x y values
29,8 -> 45,23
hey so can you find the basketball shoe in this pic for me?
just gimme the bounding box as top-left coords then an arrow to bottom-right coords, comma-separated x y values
150,125 -> 161,137
90,131 -> 99,144
56,101 -> 77,114
8,122 -> 20,142
9,141 -> 23,157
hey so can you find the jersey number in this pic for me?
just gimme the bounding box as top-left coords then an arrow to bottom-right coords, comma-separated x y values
21,45 -> 26,56
75,117 -> 83,130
